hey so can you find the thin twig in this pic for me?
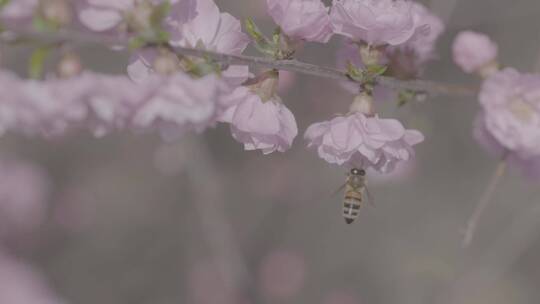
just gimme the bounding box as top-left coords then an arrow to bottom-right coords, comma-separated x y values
462,156 -> 508,248
1,26 -> 477,97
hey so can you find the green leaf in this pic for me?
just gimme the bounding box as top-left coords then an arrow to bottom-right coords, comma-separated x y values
128,36 -> 147,50
272,27 -> 282,45
245,18 -> 266,43
397,90 -> 415,107
367,64 -> 388,76
32,15 -> 58,31
186,61 -> 221,78
153,29 -> 170,43
346,62 -> 364,82
0,0 -> 10,10
245,19 -> 279,57
32,16 -> 49,31
29,46 -> 51,79
150,1 -> 171,27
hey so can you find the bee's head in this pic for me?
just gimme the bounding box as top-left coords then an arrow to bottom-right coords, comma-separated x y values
350,168 -> 366,176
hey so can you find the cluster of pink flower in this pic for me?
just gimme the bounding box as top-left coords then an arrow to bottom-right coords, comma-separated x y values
0,0 -> 453,173
0,157 -> 64,304
452,31 -> 540,178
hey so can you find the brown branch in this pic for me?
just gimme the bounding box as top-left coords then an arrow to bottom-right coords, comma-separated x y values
1,26 -> 477,97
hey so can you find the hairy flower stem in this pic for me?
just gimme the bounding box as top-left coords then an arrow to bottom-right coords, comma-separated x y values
1,26 -> 477,97
462,156 -> 508,248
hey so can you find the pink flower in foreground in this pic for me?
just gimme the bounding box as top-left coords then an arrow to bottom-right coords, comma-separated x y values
0,159 -> 49,242
220,86 -> 298,154
0,252 -> 64,304
477,68 -> 540,159
132,73 -> 226,140
0,71 -> 92,136
330,0 -> 416,46
266,0 -> 333,43
305,112 -> 424,173
452,31 -> 498,74
0,71 -> 151,137
0,70 -> 225,139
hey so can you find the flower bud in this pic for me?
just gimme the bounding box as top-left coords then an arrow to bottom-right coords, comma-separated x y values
56,53 -> 82,78
349,93 -> 375,116
153,51 -> 180,75
127,1 -> 154,33
359,45 -> 382,67
452,31 -> 499,77
477,60 -> 499,79
249,70 -> 280,102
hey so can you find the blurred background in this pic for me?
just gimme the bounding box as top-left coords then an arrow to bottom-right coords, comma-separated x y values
1,0 -> 540,303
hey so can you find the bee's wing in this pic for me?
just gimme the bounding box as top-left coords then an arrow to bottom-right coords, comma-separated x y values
365,185 -> 376,207
331,183 -> 347,197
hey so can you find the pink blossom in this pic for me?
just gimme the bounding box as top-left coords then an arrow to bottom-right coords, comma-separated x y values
220,86 -> 298,154
304,112 -> 424,173
127,0 -> 249,84
452,31 -> 498,74
0,252 -> 65,304
80,73 -> 156,136
127,48 -> 249,86
0,71 -> 152,137
335,3 -> 443,81
385,2 -> 445,76
330,0 -> 416,46
78,0 -> 194,32
266,0 -> 333,43
15,73 -> 98,136
0,159 -> 50,243
478,68 -> 540,159
169,0 -> 249,54
0,0 -> 38,21
127,48 -> 176,83
132,73 -> 226,140
77,0 -> 134,32
474,114 -> 540,179
0,70 -> 226,139
404,2 -> 445,63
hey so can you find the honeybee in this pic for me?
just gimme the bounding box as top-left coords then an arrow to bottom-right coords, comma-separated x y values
338,168 -> 373,224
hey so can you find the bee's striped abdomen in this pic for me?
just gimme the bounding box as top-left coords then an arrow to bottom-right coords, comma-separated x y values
343,190 -> 362,224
